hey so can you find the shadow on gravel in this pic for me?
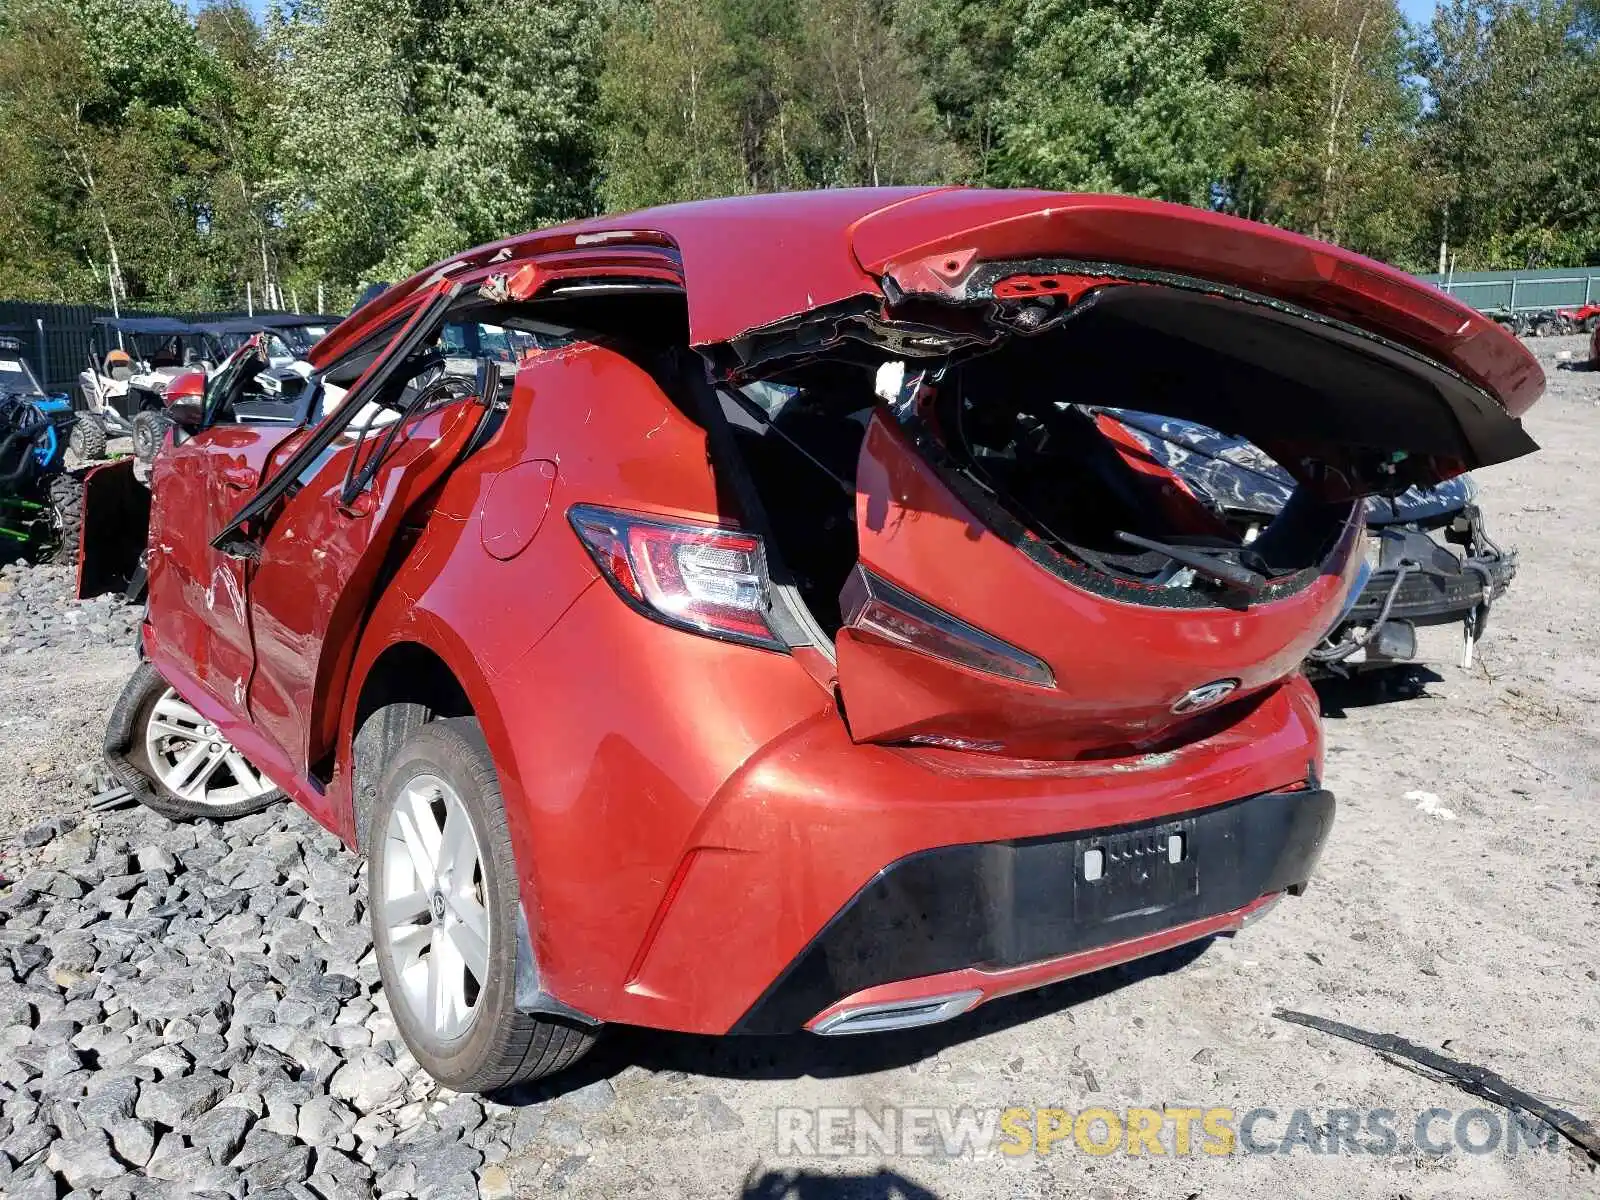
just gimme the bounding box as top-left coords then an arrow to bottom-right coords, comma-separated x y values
740,1167 -> 941,1199
493,939 -> 1212,1103
1314,665 -> 1444,718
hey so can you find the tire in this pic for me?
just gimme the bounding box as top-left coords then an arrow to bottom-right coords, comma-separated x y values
132,408 -> 174,463
369,718 -> 596,1092
69,413 -> 108,461
117,662 -> 285,821
47,473 -> 82,567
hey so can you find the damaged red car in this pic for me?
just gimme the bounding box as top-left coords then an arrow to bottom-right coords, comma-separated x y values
100,188 -> 1544,1092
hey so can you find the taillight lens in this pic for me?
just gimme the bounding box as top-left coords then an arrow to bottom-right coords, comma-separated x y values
840,566 -> 1055,687
569,504 -> 782,649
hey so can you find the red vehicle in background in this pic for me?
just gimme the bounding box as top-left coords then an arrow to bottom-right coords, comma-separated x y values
98,188 -> 1543,1093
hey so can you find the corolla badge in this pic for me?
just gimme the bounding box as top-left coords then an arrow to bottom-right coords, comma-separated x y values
1172,678 -> 1240,713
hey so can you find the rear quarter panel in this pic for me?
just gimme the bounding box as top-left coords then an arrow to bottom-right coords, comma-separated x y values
339,343 -> 834,1010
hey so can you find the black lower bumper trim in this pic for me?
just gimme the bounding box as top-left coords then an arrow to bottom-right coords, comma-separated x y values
733,787 -> 1335,1034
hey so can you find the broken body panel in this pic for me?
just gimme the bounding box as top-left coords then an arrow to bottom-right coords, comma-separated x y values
122,189 -> 1542,1037
1094,409 -> 1518,671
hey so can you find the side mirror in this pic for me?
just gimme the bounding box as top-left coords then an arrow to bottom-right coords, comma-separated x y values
167,393 -> 204,428
164,370 -> 207,429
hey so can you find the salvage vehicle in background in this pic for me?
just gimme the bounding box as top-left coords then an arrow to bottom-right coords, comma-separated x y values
76,317 -> 215,456
1094,411 -> 1516,673
1562,302 -> 1600,333
76,314 -> 338,461
96,188 -> 1543,1093
0,335 -> 84,563
195,313 -> 335,366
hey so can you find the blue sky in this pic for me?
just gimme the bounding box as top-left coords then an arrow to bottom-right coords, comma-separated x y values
1398,0 -> 1438,25
188,0 -> 268,15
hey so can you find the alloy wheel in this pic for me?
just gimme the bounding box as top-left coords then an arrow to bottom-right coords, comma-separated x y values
379,773 -> 492,1041
143,688 -> 276,807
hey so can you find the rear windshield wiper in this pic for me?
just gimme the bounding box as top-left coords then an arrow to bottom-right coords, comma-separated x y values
1115,530 -> 1266,596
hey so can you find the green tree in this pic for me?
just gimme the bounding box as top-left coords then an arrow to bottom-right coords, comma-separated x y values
596,0 -> 748,211
404,0 -> 600,264
273,0 -> 601,289
796,0 -> 964,187
1223,0 -> 1426,265
1416,0 -> 1591,269
992,0 -> 1246,204
194,1 -> 288,308
270,0 -> 429,289
0,0 -> 217,305
898,0 -> 1024,183
713,0 -> 818,192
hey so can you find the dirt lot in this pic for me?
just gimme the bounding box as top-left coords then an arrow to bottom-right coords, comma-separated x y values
0,337 -> 1596,1199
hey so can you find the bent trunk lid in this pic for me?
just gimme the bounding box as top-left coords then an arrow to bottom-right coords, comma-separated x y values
692,193 -> 1545,759
836,412 -> 1365,758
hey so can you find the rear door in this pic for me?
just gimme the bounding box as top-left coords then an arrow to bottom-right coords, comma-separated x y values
208,284 -> 488,781
145,342 -> 304,716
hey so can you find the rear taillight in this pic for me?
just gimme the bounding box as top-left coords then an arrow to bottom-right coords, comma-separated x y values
569,504 -> 782,649
840,566 -> 1055,687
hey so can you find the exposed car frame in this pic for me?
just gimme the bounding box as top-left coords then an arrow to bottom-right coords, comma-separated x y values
1093,409 -> 1517,673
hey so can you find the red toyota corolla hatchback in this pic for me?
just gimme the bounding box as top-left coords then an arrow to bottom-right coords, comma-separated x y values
101,189 -> 1543,1092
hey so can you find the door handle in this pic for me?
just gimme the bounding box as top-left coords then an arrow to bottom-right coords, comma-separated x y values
219,464 -> 259,490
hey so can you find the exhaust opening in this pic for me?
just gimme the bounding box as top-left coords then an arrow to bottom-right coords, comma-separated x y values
810,989 -> 983,1036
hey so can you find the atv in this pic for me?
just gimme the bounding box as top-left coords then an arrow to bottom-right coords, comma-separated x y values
74,317 -> 224,460
0,336 -> 84,564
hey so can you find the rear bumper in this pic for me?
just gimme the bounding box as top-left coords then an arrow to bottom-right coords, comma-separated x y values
804,893 -> 1282,1035
734,787 -> 1333,1034
488,580 -> 1332,1037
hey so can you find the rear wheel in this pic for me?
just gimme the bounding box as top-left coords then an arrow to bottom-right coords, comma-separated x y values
369,718 -> 596,1092
123,669 -> 284,820
47,473 -> 81,566
69,413 -> 108,461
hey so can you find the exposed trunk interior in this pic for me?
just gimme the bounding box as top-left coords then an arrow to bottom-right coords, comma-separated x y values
718,293 -> 1390,635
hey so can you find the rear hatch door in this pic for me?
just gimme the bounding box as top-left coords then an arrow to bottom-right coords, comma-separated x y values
694,193 -> 1545,757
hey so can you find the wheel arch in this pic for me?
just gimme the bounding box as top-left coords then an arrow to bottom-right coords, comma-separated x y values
342,624 -> 597,1027
344,635 -> 482,852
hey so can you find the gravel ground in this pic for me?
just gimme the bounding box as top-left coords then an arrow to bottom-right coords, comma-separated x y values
0,338 -> 1596,1200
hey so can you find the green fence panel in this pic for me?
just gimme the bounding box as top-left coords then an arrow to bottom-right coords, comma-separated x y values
1418,267 -> 1600,314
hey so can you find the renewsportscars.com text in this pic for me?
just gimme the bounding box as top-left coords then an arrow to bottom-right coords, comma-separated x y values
773,1105 -> 1564,1159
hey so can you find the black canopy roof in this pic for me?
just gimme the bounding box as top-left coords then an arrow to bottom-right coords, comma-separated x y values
254,313 -> 337,330
91,316 -> 200,336
192,318 -> 270,336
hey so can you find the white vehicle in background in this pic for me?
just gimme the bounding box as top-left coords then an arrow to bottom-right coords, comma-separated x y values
76,314 -> 336,461
76,317 -> 210,459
